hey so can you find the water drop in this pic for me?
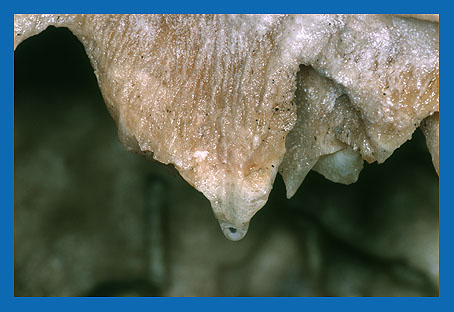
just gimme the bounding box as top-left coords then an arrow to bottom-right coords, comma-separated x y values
218,221 -> 249,241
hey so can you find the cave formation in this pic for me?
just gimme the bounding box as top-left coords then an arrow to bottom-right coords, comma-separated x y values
14,15 -> 439,297
14,14 -> 439,242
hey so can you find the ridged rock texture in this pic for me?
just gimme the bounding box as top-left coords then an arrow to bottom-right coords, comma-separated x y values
14,14 -> 439,241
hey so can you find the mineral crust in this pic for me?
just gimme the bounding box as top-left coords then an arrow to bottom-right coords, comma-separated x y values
14,14 -> 439,240
421,113 -> 439,175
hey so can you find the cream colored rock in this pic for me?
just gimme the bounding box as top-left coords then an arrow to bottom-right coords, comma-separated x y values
396,14 -> 439,23
306,15 -> 439,164
14,14 -> 439,240
280,15 -> 438,197
421,113 -> 439,175
279,66 -> 369,197
14,14 -> 300,240
312,147 -> 363,185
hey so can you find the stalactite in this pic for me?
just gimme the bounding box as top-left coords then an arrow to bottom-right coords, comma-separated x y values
14,14 -> 439,241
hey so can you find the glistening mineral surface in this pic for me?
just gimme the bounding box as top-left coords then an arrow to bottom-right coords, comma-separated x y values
14,14 -> 439,241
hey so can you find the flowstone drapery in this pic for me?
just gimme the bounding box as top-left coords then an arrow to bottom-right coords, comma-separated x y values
14,14 -> 439,241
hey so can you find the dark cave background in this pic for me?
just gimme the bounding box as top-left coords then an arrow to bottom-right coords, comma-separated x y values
14,26 -> 439,297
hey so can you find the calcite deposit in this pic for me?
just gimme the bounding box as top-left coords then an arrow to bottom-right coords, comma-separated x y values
14,14 -> 439,241
421,112 -> 439,175
280,65 -> 367,198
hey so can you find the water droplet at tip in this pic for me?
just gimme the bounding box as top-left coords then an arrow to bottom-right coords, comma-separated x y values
219,221 -> 249,241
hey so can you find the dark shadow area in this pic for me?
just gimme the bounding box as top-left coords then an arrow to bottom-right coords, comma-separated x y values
84,278 -> 160,297
15,26 -> 99,95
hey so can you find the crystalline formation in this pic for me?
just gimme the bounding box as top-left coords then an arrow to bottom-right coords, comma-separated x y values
14,14 -> 439,241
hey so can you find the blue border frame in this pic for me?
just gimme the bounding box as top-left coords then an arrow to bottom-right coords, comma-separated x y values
3,1 -> 448,311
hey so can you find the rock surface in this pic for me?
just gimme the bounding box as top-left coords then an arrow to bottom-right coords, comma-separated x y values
14,25 -> 439,295
14,14 -> 439,241
421,112 -> 439,175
